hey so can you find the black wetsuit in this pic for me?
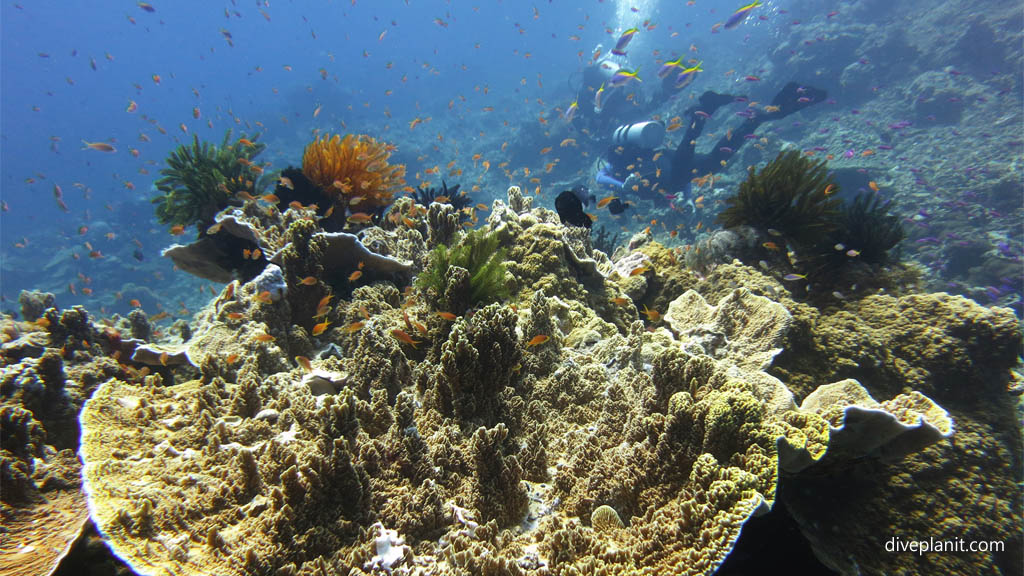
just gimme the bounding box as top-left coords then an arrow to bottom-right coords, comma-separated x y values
598,82 -> 827,201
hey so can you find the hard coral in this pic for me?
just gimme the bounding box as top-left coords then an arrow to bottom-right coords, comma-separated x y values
302,133 -> 406,213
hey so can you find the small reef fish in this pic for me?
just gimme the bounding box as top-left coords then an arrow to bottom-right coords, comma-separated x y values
347,212 -> 373,224
295,356 -> 313,373
782,273 -> 806,281
343,321 -> 364,333
641,305 -> 661,322
594,83 -> 606,111
724,0 -> 762,30
564,100 -> 578,122
81,140 -> 116,152
612,297 -> 630,306
526,335 -> 549,348
254,291 -> 273,304
254,333 -> 275,342
436,312 -> 458,321
348,270 -> 363,283
674,62 -> 702,90
657,56 -> 686,79
597,195 -> 618,209
391,329 -> 419,348
629,266 -> 649,276
609,67 -> 641,88
299,276 -> 318,286
312,320 -> 332,336
611,27 -> 638,56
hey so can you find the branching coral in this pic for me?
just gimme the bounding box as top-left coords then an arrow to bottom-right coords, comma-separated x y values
301,133 -> 406,213
717,149 -> 841,248
152,130 -> 266,228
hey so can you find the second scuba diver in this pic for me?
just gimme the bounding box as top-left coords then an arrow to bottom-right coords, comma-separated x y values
557,50 -> 827,228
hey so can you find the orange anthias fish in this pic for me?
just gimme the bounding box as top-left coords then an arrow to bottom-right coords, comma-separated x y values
347,212 -> 373,224
391,329 -> 420,348
312,320 -> 332,336
526,334 -> 549,348
641,305 -> 661,322
596,195 -> 618,208
81,140 -> 116,152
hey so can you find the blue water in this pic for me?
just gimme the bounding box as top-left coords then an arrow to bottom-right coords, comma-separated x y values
2,0 -> 1021,318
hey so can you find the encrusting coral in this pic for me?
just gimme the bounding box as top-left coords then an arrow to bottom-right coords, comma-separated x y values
301,133 -> 406,214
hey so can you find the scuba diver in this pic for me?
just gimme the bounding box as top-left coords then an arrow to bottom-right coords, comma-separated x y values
557,82 -> 827,229
557,43 -> 827,228
570,49 -> 665,134
593,82 -> 826,206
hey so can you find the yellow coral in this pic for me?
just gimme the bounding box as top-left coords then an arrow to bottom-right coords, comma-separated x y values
301,133 -> 406,211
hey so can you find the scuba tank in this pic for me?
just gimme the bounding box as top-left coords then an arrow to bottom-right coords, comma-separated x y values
612,121 -> 666,149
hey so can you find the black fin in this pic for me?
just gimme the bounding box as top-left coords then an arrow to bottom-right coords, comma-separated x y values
768,82 -> 827,117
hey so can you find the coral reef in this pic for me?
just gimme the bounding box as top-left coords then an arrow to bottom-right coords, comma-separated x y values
5,148 -> 1020,576
470,423 -> 528,527
152,130 -> 266,229
17,290 -> 54,321
301,133 -> 406,214
424,304 -> 522,428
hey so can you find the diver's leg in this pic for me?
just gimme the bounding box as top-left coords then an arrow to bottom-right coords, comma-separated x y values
667,91 -> 736,190
692,83 -> 827,174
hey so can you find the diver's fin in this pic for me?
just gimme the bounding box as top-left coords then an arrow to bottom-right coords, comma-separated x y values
698,90 -> 737,112
684,91 -> 736,118
766,82 -> 827,118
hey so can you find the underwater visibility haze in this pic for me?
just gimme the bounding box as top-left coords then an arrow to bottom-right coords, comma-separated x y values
0,1 -> 1022,575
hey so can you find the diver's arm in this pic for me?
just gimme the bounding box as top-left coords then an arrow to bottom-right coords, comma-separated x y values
596,164 -> 625,189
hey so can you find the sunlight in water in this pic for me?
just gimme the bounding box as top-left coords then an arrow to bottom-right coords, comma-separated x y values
615,0 -> 653,31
